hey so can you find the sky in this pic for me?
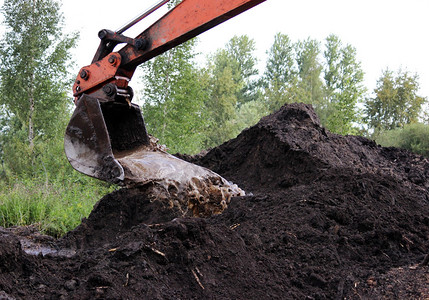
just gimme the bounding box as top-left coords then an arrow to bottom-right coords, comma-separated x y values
1,0 -> 429,98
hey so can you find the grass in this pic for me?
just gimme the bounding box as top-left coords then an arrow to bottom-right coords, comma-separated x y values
0,178 -> 116,237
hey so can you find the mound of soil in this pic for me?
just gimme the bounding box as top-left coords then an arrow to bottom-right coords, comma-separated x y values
1,103 -> 428,299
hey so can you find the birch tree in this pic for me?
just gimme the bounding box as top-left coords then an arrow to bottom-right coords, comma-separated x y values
0,0 -> 77,148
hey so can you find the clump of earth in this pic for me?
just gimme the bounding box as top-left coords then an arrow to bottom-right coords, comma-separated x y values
1,103 -> 428,299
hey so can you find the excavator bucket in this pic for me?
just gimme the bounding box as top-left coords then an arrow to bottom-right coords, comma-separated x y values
64,94 -> 150,183
65,94 -> 245,217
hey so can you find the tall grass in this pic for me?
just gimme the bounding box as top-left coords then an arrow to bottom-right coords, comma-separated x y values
0,179 -> 116,237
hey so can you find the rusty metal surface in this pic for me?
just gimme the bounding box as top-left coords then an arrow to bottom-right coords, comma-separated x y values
72,53 -> 121,98
119,0 -> 266,69
65,94 -> 149,183
71,0 -> 266,100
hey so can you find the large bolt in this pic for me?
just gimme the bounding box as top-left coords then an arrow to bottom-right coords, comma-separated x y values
135,39 -> 148,50
103,84 -> 116,97
98,29 -> 108,40
108,55 -> 117,65
80,69 -> 89,80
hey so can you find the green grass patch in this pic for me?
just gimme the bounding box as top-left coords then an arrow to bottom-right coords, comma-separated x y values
0,178 -> 116,237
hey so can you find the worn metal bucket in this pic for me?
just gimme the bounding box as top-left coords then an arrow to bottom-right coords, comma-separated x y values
64,94 -> 150,183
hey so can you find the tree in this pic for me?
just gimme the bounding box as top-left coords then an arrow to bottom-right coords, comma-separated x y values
0,0 -> 78,181
294,38 -> 324,107
226,99 -> 269,136
263,32 -> 298,111
203,49 -> 240,147
364,69 -> 427,132
223,35 -> 259,106
322,35 -> 366,135
138,0 -> 210,154
0,0 -> 77,149
140,38 -> 209,154
203,35 -> 260,148
324,35 -> 342,99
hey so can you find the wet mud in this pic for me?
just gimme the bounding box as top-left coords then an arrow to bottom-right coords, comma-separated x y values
117,143 -> 244,217
1,103 -> 428,299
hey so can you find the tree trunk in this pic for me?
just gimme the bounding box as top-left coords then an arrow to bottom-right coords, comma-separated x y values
28,93 -> 35,149
28,0 -> 36,149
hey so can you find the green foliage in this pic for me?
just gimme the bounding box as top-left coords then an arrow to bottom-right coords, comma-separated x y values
141,32 -> 372,153
0,113 -> 115,237
263,33 -> 298,111
203,62 -> 239,147
141,39 -> 209,154
364,69 -> 427,132
0,178 -> 115,237
263,35 -> 325,113
203,35 -> 260,148
0,0 -> 113,237
321,35 -> 366,135
0,0 -> 78,177
261,34 -> 365,135
0,0 -> 78,147
226,99 -> 269,135
0,115 -> 115,237
0,101 -> 71,181
225,35 -> 260,105
423,105 -> 429,124
294,38 -> 324,108
140,1 -> 240,153
376,122 -> 429,157
141,34 -> 262,153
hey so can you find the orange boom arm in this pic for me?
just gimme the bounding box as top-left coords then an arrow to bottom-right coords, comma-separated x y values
72,0 -> 266,99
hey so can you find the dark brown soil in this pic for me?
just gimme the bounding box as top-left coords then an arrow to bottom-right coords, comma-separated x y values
1,103 -> 428,299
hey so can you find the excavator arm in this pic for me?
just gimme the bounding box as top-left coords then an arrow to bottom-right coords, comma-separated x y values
72,0 -> 265,100
65,0 -> 265,183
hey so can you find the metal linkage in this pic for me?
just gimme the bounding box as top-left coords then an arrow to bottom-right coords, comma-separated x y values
116,0 -> 171,34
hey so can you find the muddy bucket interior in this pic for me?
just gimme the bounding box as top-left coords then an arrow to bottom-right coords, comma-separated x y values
64,94 -> 150,183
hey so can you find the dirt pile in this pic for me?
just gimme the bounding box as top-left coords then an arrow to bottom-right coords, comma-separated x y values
0,103 -> 428,299
184,103 -> 428,195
